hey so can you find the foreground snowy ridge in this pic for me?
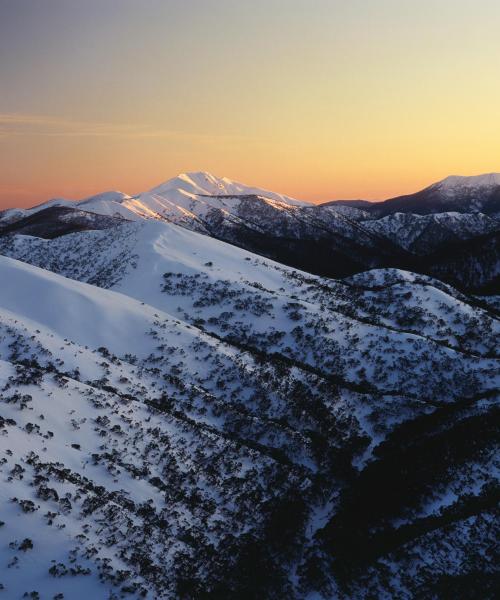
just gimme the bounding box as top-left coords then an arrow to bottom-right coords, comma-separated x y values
0,218 -> 499,599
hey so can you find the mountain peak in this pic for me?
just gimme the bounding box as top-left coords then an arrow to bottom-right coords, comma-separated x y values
78,190 -> 131,205
433,172 -> 500,190
149,171 -> 228,196
181,170 -> 222,182
147,172 -> 310,206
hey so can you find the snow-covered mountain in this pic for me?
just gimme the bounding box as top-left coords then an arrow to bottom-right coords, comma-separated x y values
122,172 -> 312,230
1,171 -> 499,293
367,172 -> 500,217
0,207 -> 499,598
437,172 -> 500,190
0,172 -> 412,283
0,172 -> 310,228
146,170 -> 309,206
3,171 -> 500,225
0,191 -> 136,224
0,198 -> 75,224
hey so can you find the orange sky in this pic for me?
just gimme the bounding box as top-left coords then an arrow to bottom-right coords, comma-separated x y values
1,0 -> 500,208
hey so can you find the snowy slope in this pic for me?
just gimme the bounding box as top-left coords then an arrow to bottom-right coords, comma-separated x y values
74,191 -> 143,221
0,255 -> 171,355
0,223 -> 499,598
1,221 -> 498,380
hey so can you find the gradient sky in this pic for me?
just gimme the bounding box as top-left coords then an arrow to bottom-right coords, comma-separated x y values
1,0 -> 500,208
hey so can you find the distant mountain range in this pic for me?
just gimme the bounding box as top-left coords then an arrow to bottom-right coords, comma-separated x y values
327,172 -> 500,216
2,171 -> 499,292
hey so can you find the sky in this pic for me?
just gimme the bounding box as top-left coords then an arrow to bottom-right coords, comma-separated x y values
0,0 -> 499,208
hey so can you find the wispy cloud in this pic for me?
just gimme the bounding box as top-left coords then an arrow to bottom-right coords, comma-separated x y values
0,113 -> 251,142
